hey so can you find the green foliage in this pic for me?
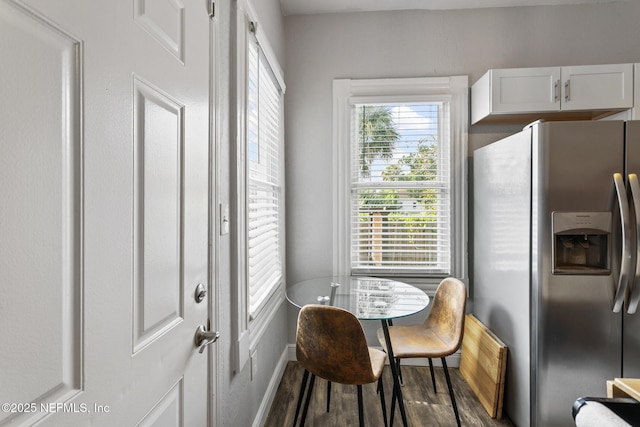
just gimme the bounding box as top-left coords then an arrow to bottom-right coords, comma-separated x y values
355,106 -> 443,267
358,189 -> 399,211
397,136 -> 438,182
358,105 -> 400,178
384,136 -> 440,210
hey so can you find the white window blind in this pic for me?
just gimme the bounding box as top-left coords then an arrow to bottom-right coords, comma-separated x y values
350,102 -> 451,275
247,38 -> 282,317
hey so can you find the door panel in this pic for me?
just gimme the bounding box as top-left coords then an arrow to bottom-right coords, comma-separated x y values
136,380 -> 183,427
133,76 -> 185,353
0,0 -> 212,425
534,121 -> 624,427
0,2 -> 82,424
134,0 -> 185,62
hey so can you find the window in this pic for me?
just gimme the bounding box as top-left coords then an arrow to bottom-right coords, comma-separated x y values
246,30 -> 282,317
233,0 -> 286,372
333,77 -> 468,287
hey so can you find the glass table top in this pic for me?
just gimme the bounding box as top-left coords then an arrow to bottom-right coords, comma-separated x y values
286,276 -> 429,320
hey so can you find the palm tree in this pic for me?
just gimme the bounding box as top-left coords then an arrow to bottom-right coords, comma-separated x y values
356,105 -> 400,265
358,106 -> 401,212
358,105 -> 400,178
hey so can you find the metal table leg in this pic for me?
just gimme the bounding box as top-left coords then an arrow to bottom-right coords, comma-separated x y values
381,319 -> 408,427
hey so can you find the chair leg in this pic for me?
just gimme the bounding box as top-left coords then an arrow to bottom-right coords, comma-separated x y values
378,376 -> 388,427
326,381 -> 331,412
293,369 -> 309,427
357,385 -> 364,427
396,358 -> 403,385
441,358 -> 461,427
300,374 -> 316,427
428,358 -> 437,393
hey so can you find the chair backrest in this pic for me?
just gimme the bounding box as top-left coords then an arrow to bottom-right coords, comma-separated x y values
296,304 -> 377,385
425,277 -> 467,352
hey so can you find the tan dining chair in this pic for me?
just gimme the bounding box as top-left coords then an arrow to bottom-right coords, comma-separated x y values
293,304 -> 388,427
377,277 -> 467,427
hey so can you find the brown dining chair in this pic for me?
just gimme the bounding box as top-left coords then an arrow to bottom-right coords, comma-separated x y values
293,304 -> 388,427
377,277 -> 467,427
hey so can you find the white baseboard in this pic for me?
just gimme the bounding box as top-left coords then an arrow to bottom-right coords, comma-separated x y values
286,344 -> 460,368
287,343 -> 297,361
252,346 -> 289,427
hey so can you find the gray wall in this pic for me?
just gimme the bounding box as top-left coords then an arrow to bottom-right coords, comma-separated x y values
216,0 -> 288,426
282,3 -> 640,345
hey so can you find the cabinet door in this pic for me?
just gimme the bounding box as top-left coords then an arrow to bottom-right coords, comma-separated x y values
561,64 -> 633,111
491,67 -> 560,113
633,63 -> 640,120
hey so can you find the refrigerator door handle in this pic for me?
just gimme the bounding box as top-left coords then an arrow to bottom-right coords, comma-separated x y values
627,173 -> 640,314
614,173 -> 631,313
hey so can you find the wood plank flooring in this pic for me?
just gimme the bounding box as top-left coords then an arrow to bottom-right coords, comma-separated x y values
264,362 -> 515,426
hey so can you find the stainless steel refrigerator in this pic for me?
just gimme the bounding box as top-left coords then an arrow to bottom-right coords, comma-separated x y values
473,120 -> 640,427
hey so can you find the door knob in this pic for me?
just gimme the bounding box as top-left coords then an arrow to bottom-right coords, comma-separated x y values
194,325 -> 219,353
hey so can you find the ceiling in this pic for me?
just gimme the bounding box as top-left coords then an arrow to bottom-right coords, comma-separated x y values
279,0 -> 625,15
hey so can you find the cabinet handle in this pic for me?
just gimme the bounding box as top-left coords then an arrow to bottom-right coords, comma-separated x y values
554,80 -> 560,102
564,80 -> 570,102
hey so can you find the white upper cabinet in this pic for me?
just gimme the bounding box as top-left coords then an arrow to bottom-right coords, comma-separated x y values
632,63 -> 640,120
471,63 -> 634,124
562,64 -> 633,111
486,67 -> 560,114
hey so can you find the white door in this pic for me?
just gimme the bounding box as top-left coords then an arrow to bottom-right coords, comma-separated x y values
0,1 -> 214,426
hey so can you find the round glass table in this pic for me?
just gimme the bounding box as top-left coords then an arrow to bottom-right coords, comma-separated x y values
287,276 -> 429,426
286,275 -> 429,320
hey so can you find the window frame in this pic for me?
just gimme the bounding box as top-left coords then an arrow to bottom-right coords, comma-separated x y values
233,0 -> 286,373
332,77 -> 468,292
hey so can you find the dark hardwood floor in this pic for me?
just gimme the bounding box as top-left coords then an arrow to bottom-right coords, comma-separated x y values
264,362 -> 514,426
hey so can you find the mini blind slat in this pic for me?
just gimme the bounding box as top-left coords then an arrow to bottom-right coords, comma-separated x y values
249,251 -> 280,277
248,231 -> 278,253
249,271 -> 280,301
249,259 -> 280,283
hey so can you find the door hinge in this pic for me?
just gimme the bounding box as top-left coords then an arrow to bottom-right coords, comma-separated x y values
208,0 -> 215,18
